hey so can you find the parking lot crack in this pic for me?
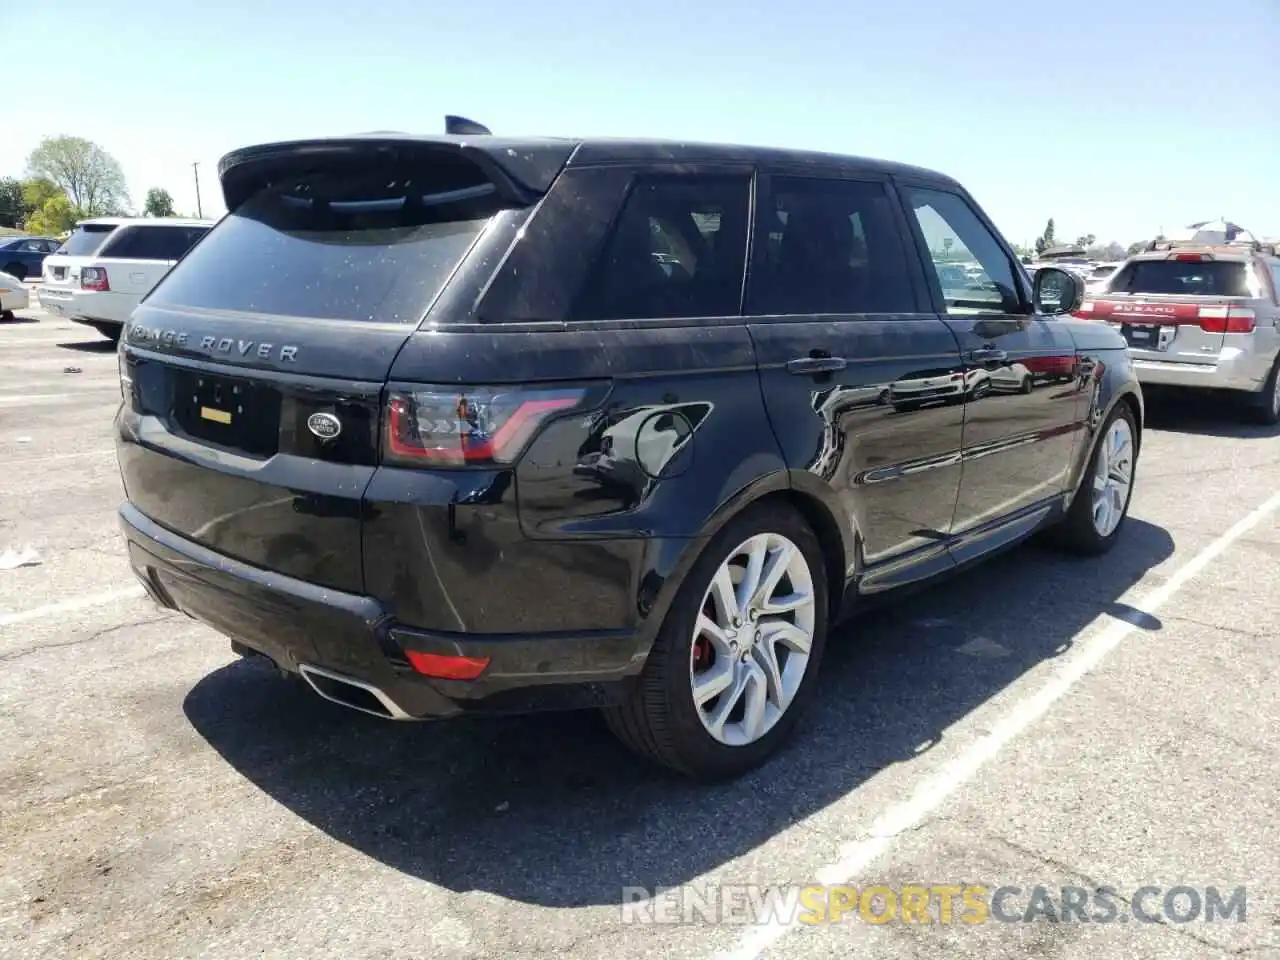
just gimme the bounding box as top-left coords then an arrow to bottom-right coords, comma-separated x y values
981,830 -> 1252,956
0,615 -> 172,662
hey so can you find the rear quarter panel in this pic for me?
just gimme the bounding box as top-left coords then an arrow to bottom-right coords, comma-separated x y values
1059,318 -> 1143,501
364,322 -> 790,638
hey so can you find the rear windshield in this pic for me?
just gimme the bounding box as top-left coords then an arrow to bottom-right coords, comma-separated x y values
57,224 -> 117,257
99,224 -> 209,261
148,159 -> 504,323
1113,260 -> 1252,297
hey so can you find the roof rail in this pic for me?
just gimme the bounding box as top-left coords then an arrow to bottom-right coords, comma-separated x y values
1145,237 -> 1277,256
445,115 -> 492,135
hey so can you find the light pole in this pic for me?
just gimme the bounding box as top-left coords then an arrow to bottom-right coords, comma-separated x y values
192,162 -> 203,218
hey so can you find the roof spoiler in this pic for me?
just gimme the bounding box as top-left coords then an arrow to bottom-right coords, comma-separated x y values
217,133 -> 574,212
444,115 -> 491,135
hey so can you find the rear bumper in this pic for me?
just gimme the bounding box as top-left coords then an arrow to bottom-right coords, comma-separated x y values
1131,344 -> 1277,394
37,288 -> 130,326
1,288 -> 29,312
120,503 -> 645,719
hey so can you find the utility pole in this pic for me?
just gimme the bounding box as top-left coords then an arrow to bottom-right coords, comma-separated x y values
192,162 -> 203,218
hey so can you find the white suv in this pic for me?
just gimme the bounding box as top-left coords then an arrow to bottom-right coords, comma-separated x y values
39,217 -> 214,341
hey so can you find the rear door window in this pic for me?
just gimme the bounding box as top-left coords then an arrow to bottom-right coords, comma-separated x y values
1111,260 -> 1253,297
57,224 -> 117,256
148,158 -> 504,323
99,225 -> 209,261
571,174 -> 750,322
746,176 -> 916,315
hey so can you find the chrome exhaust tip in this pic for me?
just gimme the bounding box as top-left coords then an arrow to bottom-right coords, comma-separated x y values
297,664 -> 414,721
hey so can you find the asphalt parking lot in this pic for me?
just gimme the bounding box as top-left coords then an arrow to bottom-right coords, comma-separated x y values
2,292 -> 1278,960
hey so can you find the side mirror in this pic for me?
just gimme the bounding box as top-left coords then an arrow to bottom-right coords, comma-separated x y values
1033,267 -> 1084,316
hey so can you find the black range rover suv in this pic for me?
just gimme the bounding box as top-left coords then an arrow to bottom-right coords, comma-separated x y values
115,124 -> 1143,780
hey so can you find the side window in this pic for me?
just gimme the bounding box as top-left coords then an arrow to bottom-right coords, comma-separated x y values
904,187 -> 1023,314
101,226 -> 203,261
572,175 -> 749,322
747,177 -> 916,315
1270,264 -> 1280,304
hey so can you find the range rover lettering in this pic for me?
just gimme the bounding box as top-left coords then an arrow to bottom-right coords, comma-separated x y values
115,120 -> 1143,781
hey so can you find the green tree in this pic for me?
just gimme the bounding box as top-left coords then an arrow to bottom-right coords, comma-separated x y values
1034,218 -> 1056,255
25,194 -> 80,236
1075,234 -> 1096,248
26,135 -> 130,216
143,187 -> 176,218
21,177 -> 64,213
0,178 -> 22,228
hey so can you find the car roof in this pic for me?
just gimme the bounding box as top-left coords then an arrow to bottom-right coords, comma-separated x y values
75,216 -> 215,228
1127,245 -> 1258,263
217,132 -> 962,210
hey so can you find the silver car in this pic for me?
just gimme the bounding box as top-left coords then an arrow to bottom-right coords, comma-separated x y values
1075,240 -> 1280,424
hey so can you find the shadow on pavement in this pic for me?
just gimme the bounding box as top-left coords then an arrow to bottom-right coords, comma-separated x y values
184,518 -> 1174,908
1,315 -> 39,325
56,339 -> 116,353
1143,387 -> 1279,439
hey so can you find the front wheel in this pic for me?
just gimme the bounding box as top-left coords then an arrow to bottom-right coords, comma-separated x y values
1048,403 -> 1138,555
603,501 -> 829,780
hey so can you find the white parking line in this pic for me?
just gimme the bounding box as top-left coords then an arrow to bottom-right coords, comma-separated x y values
0,585 -> 145,630
716,489 -> 1280,960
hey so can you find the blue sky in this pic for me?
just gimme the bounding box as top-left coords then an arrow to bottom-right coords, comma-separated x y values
5,0 -> 1277,245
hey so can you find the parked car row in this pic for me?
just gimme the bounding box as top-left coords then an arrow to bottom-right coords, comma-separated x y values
0,234 -> 60,280
9,121 -> 1275,780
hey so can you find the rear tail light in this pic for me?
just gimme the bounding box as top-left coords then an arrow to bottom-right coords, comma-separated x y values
383,384 -> 595,467
1085,299 -> 1256,334
1173,253 -> 1211,262
80,267 -> 109,291
1196,305 -> 1255,334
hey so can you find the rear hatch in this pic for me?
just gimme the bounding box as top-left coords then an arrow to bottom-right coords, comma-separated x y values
1077,254 -> 1259,363
41,222 -> 119,290
116,137 -> 572,593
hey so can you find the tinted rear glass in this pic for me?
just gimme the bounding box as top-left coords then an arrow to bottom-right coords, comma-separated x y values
57,225 -> 117,257
148,158 -> 502,323
99,224 -> 209,261
1114,260 -> 1251,297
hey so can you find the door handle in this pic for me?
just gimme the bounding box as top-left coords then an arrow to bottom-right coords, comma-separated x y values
786,356 -> 847,376
967,346 -> 1008,363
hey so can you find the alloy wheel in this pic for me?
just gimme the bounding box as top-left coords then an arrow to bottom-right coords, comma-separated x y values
688,533 -> 816,747
1091,417 -> 1134,537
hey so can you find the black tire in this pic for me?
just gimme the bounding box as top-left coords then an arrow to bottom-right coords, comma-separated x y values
91,322 -> 122,343
0,310 -> 14,323
1247,357 -> 1280,426
1048,402 -> 1138,556
3,263 -> 25,281
1019,375 -> 1033,395
603,501 -> 829,781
